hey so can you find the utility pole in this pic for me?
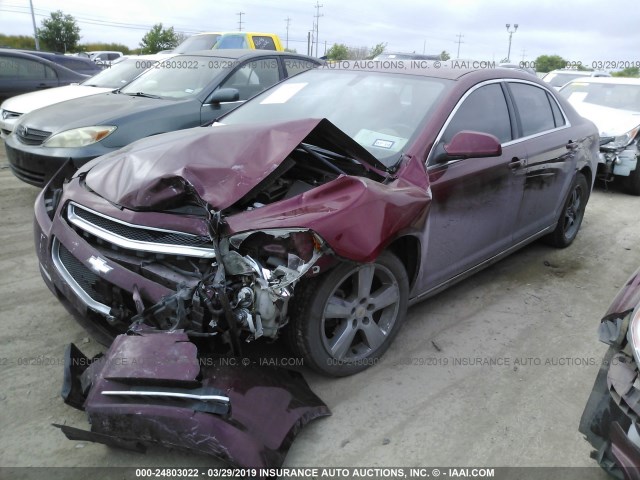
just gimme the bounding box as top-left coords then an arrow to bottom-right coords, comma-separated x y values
307,31 -> 312,56
285,17 -> 291,50
313,2 -> 323,57
455,33 -> 464,59
237,12 -> 245,32
29,0 -> 40,50
521,49 -> 526,62
505,23 -> 518,62
422,40 -> 426,54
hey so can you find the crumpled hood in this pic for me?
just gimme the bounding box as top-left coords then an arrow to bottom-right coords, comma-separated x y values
83,118 -> 388,211
570,101 -> 640,137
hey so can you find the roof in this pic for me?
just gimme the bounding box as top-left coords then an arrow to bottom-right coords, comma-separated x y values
562,76 -> 640,85
319,60 -> 540,83
178,49 -> 319,61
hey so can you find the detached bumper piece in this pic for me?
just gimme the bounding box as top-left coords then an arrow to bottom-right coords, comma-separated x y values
56,332 -> 330,469
580,348 -> 640,480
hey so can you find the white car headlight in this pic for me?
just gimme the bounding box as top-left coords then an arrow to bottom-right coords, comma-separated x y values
43,126 -> 116,148
609,125 -> 640,149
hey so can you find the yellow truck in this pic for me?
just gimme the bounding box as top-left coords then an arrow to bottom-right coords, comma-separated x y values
174,32 -> 284,53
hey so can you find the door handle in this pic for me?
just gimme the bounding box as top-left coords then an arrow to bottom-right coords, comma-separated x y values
509,157 -> 525,169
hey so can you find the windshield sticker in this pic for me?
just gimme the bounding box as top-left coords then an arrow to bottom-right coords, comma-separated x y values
373,139 -> 394,149
260,83 -> 307,104
354,129 -> 407,153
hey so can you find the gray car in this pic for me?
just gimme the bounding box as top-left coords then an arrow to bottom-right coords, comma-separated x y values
6,50 -> 321,187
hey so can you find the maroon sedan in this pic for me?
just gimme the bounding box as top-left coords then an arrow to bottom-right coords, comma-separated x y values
35,64 -> 599,376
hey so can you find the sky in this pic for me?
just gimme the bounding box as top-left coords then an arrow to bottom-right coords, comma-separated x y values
1,0 -> 639,67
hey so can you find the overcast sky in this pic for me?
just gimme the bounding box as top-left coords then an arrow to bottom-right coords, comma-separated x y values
1,0 -> 639,66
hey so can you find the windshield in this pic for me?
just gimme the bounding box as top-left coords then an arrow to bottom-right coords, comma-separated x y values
215,35 -> 249,49
174,34 -> 221,54
81,58 -> 150,88
544,72 -> 586,88
559,81 -> 640,111
120,55 -> 228,99
221,69 -> 452,167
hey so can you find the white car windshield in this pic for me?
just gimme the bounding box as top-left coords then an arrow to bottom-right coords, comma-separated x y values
221,69 -> 452,166
560,82 -> 640,111
82,59 -> 150,89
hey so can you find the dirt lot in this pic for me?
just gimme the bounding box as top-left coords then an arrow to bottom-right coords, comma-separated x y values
1,136 -> 637,478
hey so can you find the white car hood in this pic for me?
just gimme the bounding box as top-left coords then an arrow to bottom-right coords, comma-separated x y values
1,84 -> 112,117
569,100 -> 640,137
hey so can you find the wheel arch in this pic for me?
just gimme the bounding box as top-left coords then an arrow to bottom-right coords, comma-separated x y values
385,234 -> 421,291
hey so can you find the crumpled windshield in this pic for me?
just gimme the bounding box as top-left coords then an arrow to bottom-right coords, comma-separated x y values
221,69 -> 452,166
120,55 -> 228,99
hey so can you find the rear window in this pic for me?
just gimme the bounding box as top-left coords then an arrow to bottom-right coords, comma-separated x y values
252,36 -> 277,50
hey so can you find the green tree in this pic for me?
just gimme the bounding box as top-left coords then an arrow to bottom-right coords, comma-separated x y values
367,42 -> 387,59
0,34 -> 36,49
37,10 -> 80,52
327,43 -> 349,61
612,67 -> 640,78
440,50 -> 451,61
139,23 -> 179,54
534,54 -> 568,73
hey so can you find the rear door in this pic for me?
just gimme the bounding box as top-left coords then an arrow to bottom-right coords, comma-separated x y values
506,81 -> 575,242
420,81 -> 527,290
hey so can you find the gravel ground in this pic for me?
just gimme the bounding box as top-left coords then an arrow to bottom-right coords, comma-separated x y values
1,137 -> 637,479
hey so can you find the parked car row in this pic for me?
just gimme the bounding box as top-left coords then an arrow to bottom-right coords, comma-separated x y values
0,49 -> 91,100
5,50 -> 321,186
0,54 -> 173,137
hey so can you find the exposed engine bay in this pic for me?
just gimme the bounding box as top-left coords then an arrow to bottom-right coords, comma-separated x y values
62,139 -> 386,354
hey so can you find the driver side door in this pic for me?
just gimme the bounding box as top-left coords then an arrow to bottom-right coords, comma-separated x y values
418,81 -> 528,291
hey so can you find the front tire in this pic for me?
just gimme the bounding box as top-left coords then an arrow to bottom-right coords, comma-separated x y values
288,251 -> 409,377
544,172 -> 589,248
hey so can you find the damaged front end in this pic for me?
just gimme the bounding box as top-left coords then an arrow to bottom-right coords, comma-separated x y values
127,221 -> 333,352
56,332 -> 330,468
579,268 -> 640,479
35,118 -> 425,355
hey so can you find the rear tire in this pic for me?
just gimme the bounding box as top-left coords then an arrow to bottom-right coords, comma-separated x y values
544,172 -> 589,248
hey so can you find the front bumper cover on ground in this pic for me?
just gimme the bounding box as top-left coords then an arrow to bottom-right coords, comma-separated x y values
56,331 -> 330,469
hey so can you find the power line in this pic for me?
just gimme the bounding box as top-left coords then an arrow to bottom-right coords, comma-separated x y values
237,11 -> 245,32
313,2 -> 323,57
455,33 -> 464,59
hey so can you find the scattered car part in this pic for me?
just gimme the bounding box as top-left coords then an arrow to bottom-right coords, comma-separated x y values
56,331 -> 330,469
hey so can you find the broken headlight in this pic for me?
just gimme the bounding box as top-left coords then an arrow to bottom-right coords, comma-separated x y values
605,125 -> 640,150
222,229 -> 328,340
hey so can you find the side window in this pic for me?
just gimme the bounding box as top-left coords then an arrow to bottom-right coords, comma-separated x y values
252,36 -> 277,50
16,58 -> 46,80
44,65 -> 58,80
284,58 -> 317,77
442,83 -> 512,144
219,59 -> 279,100
0,56 -> 19,76
546,92 -> 566,128
509,83 -> 556,136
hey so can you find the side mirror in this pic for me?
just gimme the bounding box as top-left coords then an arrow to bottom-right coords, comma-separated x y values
208,88 -> 240,105
443,130 -> 502,160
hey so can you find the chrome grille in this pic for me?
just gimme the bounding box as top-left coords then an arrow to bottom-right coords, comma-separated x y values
51,239 -> 111,315
67,203 -> 215,258
15,125 -> 51,146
